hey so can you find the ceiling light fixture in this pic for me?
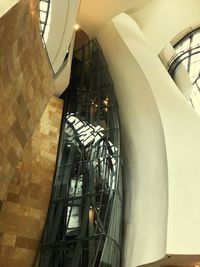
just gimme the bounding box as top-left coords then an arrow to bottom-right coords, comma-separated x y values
74,24 -> 80,31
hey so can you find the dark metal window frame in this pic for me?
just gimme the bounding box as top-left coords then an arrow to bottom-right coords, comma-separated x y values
168,27 -> 200,111
39,0 -> 51,38
35,39 -> 123,267
168,27 -> 200,78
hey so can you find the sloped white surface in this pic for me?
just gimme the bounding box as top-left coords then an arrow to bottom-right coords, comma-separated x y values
0,0 -> 18,17
98,12 -> 200,266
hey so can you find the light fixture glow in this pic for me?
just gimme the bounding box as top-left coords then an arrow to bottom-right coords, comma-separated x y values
103,100 -> 108,105
74,24 -> 80,31
89,207 -> 94,223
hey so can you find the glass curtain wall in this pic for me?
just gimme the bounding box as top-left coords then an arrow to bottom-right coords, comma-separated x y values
168,28 -> 200,114
36,40 -> 123,267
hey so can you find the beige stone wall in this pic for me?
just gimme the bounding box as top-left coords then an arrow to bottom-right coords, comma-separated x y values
0,0 -> 55,201
0,96 -> 63,267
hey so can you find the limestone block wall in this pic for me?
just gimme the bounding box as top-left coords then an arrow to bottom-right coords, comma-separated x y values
0,96 -> 63,267
0,0 -> 55,202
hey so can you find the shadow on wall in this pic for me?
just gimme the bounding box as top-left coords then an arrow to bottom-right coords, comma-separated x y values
74,29 -> 89,51
53,29 -> 90,97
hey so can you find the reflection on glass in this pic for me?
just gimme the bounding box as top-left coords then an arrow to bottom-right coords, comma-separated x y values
37,40 -> 123,267
171,28 -> 200,115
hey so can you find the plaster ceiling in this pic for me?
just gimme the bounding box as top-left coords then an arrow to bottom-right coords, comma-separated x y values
77,0 -> 152,37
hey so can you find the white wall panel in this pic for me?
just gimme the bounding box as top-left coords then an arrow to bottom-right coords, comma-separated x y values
129,0 -> 200,54
0,0 -> 19,17
98,12 -> 200,266
46,0 -> 80,73
98,15 -> 168,267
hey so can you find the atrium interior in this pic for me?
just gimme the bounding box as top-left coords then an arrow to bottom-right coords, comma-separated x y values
0,0 -> 200,267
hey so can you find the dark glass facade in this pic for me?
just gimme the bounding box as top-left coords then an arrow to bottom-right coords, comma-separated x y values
36,40 -> 123,267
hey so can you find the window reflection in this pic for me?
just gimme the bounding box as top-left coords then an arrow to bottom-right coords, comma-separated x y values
37,40 -> 123,267
170,28 -> 200,114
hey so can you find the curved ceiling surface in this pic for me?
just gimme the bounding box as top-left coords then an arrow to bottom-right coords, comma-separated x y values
77,0 -> 152,37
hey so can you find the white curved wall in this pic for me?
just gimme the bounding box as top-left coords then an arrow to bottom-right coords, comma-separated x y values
46,0 -> 80,73
129,0 -> 200,54
98,15 -> 168,267
0,0 -> 19,17
77,0 -> 151,37
98,12 -> 200,266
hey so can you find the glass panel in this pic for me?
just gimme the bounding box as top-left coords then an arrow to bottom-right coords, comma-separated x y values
39,0 -> 52,42
40,1 -> 48,11
192,32 -> 200,47
40,12 -> 46,22
171,28 -> 200,115
36,40 -> 123,267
